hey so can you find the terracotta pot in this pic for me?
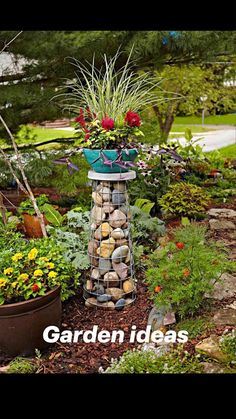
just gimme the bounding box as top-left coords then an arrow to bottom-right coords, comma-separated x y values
0,286 -> 61,356
22,213 -> 49,238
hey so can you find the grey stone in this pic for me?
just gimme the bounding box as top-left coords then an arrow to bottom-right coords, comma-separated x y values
111,228 -> 125,240
112,245 -> 130,262
123,229 -> 129,238
99,186 -> 111,202
209,219 -> 235,230
93,284 -> 105,295
147,306 -> 176,331
201,362 -> 226,374
205,273 -> 236,300
213,308 -> 236,326
91,206 -> 106,225
112,262 -> 128,279
109,210 -> 126,228
115,298 -> 126,310
99,258 -> 111,275
207,208 -> 236,219
195,335 -> 228,362
97,294 -> 112,303
112,189 -> 126,205
142,342 -> 171,356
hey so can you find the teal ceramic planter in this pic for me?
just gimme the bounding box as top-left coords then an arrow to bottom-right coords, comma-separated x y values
83,149 -> 138,173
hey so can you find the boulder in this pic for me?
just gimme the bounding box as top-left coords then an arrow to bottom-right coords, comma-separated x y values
209,219 -> 235,230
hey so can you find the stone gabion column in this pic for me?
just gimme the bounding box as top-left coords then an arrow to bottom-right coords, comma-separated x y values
84,170 -> 137,310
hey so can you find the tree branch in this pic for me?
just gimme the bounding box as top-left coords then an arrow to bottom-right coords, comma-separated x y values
2,137 -> 75,151
0,31 -> 23,54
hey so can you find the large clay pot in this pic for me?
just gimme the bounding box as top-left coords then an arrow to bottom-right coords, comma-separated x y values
83,148 -> 138,173
22,213 -> 49,238
0,286 -> 61,356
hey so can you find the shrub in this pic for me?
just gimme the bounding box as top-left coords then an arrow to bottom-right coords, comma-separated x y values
7,357 -> 37,374
104,347 -> 203,374
145,224 -> 235,318
158,182 -> 210,218
130,205 -> 165,245
174,318 -> 214,339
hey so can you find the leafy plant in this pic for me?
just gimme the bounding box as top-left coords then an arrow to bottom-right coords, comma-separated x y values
146,224 -> 235,318
41,203 -> 64,227
158,182 -> 210,219
18,194 -> 49,216
174,318 -> 214,339
0,237 -> 80,304
130,205 -> 165,245
104,347 -> 203,374
219,330 -> 236,364
134,198 -> 155,215
18,194 -> 63,227
7,357 -> 37,374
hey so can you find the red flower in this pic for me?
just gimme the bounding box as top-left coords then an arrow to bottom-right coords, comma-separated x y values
75,108 -> 86,129
101,117 -> 114,131
154,285 -> 162,293
176,242 -> 185,250
183,269 -> 190,277
125,111 -> 141,127
85,133 -> 90,140
32,284 -> 40,292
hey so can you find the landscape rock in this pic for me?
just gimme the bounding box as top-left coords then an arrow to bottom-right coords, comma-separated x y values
115,298 -> 126,310
93,284 -> 105,295
125,298 -> 134,305
123,279 -> 134,293
106,287 -> 124,301
91,268 -> 100,280
115,239 -> 129,248
99,187 -> 111,202
201,362 -> 226,374
209,219 -> 235,230
86,280 -> 93,291
113,182 -> 126,192
92,191 -> 103,206
97,294 -> 112,303
91,206 -> 106,225
213,308 -> 236,326
99,258 -> 111,275
205,273 -> 236,300
85,297 -> 97,308
103,202 -> 115,213
125,249 -> 131,263
112,189 -> 126,205
112,262 -> 128,279
112,245 -> 130,262
94,222 -> 113,240
103,271 -> 119,287
111,228 -> 125,240
97,237 -> 115,258
109,210 -> 126,228
195,335 -> 228,362
142,342 -> 171,356
207,208 -> 236,219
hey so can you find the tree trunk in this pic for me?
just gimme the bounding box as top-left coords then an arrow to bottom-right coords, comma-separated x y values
153,105 -> 174,142
0,193 -> 7,224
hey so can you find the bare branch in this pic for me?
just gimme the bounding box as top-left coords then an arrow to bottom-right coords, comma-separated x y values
0,31 -> 23,55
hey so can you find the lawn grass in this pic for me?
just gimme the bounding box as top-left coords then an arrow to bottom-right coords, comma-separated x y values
174,114 -> 236,125
213,143 -> 236,158
171,125 -> 216,133
0,127 -> 75,148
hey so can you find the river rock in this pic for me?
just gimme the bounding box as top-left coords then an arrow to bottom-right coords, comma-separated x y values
85,297 -> 97,308
115,239 -> 129,248
111,228 -> 125,240
97,237 -> 115,258
112,262 -> 128,279
99,258 -> 111,275
99,187 -> 111,202
92,191 -> 103,206
103,271 -> 119,287
88,240 -> 99,256
123,222 -> 128,228
97,294 -> 112,303
93,284 -> 105,295
109,210 -> 126,228
125,249 -> 131,263
103,202 -> 115,213
125,298 -> 134,305
123,229 -> 129,238
112,189 -> 126,205
106,287 -> 124,301
91,268 -> 99,280
115,298 -> 126,310
101,181 -> 110,187
195,335 -> 228,362
123,279 -> 134,293
112,245 -> 130,262
91,206 -> 106,225
86,280 -> 93,291
113,182 -> 126,192
94,222 -> 113,240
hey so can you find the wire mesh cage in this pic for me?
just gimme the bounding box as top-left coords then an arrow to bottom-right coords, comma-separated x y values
84,171 -> 137,311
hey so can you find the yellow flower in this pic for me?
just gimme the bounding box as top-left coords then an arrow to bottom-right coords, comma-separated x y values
28,248 -> 38,260
18,273 -> 29,281
47,262 -> 55,269
4,267 -> 13,275
39,257 -> 49,262
12,253 -> 23,262
48,271 -> 57,279
33,269 -> 43,277
11,281 -> 18,288
0,278 -> 7,287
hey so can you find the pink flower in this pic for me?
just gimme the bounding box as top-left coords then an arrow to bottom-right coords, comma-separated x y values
125,111 -> 141,127
101,117 -> 115,131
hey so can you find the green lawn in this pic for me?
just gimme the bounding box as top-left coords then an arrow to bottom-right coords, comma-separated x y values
174,114 -> 236,125
0,127 -> 74,148
171,125 -> 216,133
214,143 -> 236,158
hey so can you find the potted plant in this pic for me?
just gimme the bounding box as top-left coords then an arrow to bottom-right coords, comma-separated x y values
18,194 -> 63,238
58,50 -> 162,173
0,237 -> 80,356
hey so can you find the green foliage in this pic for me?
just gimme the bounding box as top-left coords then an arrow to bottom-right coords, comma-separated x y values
134,198 -> 155,215
174,113 -> 236,125
41,203 -> 64,227
175,318 -> 214,339
173,129 -> 206,160
7,357 -> 37,374
104,347 -> 203,374
18,194 -> 49,216
146,224 -> 234,318
216,143 -> 236,158
219,330 -> 236,364
0,237 -> 81,304
130,205 -> 165,245
47,209 -> 90,271
159,183 -> 210,218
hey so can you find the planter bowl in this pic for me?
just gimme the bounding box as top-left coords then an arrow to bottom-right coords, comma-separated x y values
83,148 -> 138,173
0,286 -> 61,357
